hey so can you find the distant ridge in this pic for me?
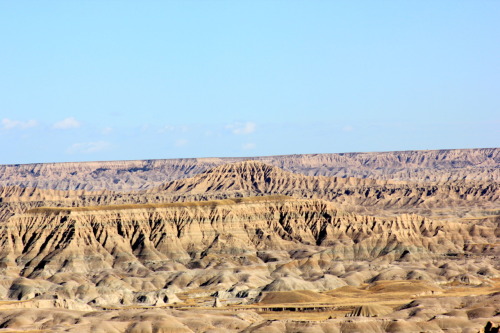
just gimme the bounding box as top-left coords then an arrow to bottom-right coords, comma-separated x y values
147,160 -> 498,216
0,148 -> 498,191
1,158 -> 497,223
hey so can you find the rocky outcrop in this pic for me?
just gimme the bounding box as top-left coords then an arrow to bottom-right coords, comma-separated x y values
0,151 -> 498,332
1,160 -> 497,230
0,148 -> 498,191
0,196 -> 496,289
152,161 -> 499,216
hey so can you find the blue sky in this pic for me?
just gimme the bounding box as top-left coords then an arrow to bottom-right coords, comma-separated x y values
1,1 -> 499,164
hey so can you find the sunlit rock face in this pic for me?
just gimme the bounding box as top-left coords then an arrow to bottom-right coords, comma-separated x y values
0,149 -> 498,332
3,195 -> 491,279
1,148 -> 498,191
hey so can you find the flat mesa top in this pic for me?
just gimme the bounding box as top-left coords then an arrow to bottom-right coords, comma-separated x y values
26,195 -> 295,214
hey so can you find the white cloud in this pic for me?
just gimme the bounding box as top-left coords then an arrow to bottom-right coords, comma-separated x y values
158,125 -> 189,134
2,118 -> 38,130
102,127 -> 113,135
53,117 -> 81,129
158,125 -> 175,133
174,139 -> 188,147
226,122 -> 256,135
342,125 -> 354,132
242,143 -> 256,150
67,141 -> 111,154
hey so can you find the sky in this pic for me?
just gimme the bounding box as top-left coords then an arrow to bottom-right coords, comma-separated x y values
1,1 -> 499,164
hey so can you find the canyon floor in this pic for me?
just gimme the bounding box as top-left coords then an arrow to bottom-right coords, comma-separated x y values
0,149 -> 498,332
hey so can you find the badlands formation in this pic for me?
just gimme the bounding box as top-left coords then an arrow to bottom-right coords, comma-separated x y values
0,148 -> 498,332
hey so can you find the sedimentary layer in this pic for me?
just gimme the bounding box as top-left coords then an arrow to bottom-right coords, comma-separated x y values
0,151 -> 498,332
2,160 -> 496,226
1,196 -> 496,281
0,148 -> 498,191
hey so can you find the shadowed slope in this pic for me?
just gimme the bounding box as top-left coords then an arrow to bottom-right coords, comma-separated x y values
1,196 -> 496,282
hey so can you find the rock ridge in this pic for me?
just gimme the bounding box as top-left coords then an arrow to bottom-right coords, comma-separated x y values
1,148 -> 498,191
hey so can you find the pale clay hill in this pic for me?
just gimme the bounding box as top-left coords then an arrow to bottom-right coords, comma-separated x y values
0,149 -> 499,332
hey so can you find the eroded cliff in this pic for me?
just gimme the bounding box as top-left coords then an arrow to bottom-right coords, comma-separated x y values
0,151 -> 498,332
1,148 -> 498,191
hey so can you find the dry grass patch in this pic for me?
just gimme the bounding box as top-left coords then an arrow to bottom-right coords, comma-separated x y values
366,280 -> 442,295
258,290 -> 334,305
27,195 -> 294,214
245,279 -> 500,321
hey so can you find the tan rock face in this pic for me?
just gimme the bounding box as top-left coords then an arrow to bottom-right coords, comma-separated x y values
0,196 -> 496,297
0,149 -> 498,332
0,148 -> 498,191
151,160 -> 499,217
1,196 -> 478,278
3,159 -> 496,224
